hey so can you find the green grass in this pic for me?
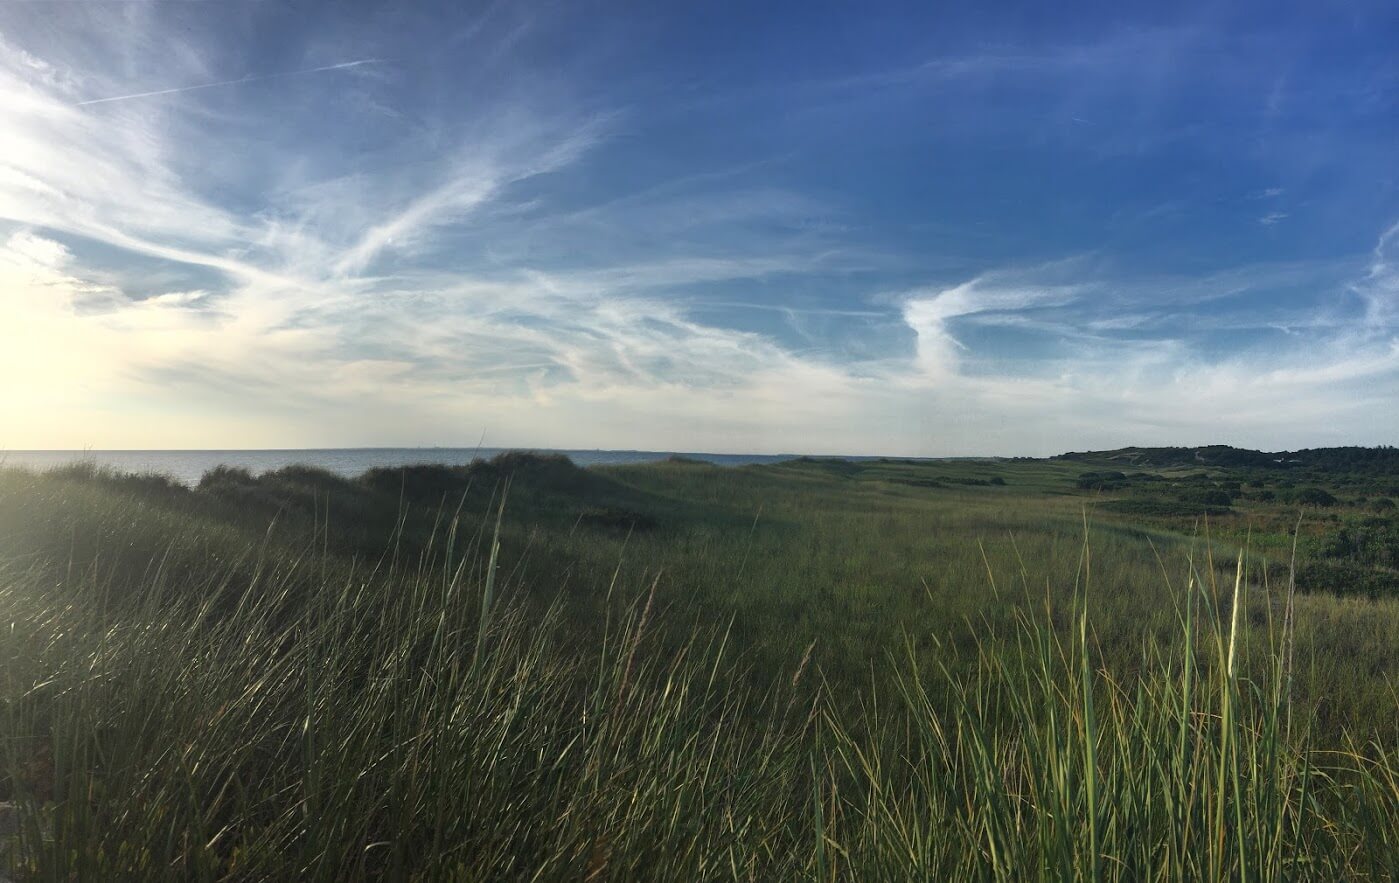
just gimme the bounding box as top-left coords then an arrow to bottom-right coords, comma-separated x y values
1,455 -> 1396,879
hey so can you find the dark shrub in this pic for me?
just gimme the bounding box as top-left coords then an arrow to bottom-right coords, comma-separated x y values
792,457 -> 863,477
1294,487 -> 1338,507
1193,489 -> 1233,508
112,471 -> 188,499
262,464 -> 350,493
46,462 -> 186,500
198,464 -> 256,492
360,463 -> 473,502
477,452 -> 598,494
1317,520 -> 1399,569
1295,559 -> 1399,598
1077,471 -> 1127,490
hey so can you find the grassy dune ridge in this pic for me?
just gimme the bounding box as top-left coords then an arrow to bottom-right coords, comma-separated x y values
0,454 -> 1396,879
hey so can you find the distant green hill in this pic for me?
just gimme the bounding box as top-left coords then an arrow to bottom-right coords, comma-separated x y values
1056,444 -> 1399,473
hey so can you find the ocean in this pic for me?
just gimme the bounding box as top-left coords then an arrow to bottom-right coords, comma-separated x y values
0,448 -> 805,485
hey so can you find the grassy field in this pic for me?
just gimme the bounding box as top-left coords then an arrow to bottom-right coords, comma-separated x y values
1,452 -> 1396,879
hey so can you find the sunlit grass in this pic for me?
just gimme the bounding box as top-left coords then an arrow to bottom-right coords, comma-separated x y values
0,461 -> 1396,879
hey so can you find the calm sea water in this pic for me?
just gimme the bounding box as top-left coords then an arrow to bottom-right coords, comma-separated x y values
0,448 -> 802,485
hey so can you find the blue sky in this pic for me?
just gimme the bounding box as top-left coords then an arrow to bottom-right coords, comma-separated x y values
1,0 -> 1397,455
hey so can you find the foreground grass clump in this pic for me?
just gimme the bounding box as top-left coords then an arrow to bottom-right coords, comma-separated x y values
826,563 -> 1399,879
0,462 -> 1396,879
0,546 -> 813,879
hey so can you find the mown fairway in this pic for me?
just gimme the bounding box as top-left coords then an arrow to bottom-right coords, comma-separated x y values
1,453 -> 1396,879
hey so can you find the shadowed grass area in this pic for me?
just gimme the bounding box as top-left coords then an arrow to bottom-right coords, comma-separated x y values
1,454 -> 1396,879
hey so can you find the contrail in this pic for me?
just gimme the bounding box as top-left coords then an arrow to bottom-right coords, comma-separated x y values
76,59 -> 379,106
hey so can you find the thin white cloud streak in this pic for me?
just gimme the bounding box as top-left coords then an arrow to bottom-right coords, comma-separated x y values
332,115 -> 612,277
902,277 -> 1084,379
1356,219 -> 1399,326
74,59 -> 380,106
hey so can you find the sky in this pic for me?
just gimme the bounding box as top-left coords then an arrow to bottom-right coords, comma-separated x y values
1,0 -> 1397,456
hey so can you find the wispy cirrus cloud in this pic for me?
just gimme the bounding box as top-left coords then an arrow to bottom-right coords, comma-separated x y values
1,2 -> 1396,455
75,59 -> 380,106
